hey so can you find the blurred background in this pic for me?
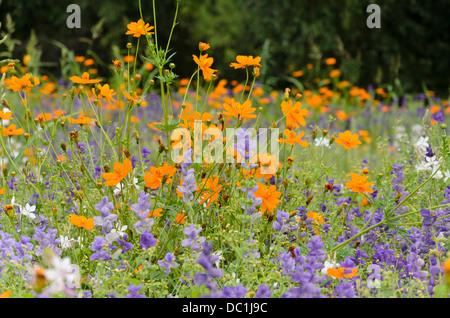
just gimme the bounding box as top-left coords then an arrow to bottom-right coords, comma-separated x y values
1,0 -> 449,95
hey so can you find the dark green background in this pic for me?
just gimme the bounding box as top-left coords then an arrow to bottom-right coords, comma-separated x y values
1,0 -> 449,95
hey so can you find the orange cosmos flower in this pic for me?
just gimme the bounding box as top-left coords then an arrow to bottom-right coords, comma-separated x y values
306,211 -> 324,235
330,69 -> 341,78
281,99 -> 308,129
6,73 -> 40,92
67,114 -> 95,126
147,208 -> 163,218
124,55 -> 135,63
0,290 -> 11,298
69,214 -> 95,230
0,188 -> 5,195
126,19 -> 154,37
279,129 -> 309,147
70,72 -> 102,85
0,111 -> 13,121
345,172 -> 374,194
230,55 -> 262,69
144,162 -> 177,189
253,182 -> 281,215
95,84 -> 116,104
3,124 -> 24,136
34,113 -> 52,123
222,99 -> 257,120
193,54 -> 217,81
199,42 -> 210,51
84,58 -> 95,66
254,153 -> 281,180
199,175 -> 222,209
176,212 -> 186,224
75,56 -> 85,63
102,158 -> 133,186
292,70 -> 304,77
327,267 -> 359,279
325,58 -> 337,65
335,130 -> 361,149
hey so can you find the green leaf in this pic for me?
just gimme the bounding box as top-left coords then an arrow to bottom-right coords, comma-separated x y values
433,283 -> 449,298
125,278 -> 142,286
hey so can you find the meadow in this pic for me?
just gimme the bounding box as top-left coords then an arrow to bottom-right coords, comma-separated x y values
0,1 -> 449,299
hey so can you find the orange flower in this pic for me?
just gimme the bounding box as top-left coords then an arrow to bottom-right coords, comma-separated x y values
325,58 -> 337,65
147,208 -> 163,218
34,113 -> 52,123
124,55 -> 135,63
0,111 -> 13,121
102,158 -> 132,186
70,72 -> 102,85
53,110 -> 66,118
75,56 -> 85,63
281,99 -> 308,129
176,212 -> 186,224
307,211 -> 324,224
199,42 -> 210,51
230,55 -> 262,69
69,214 -> 95,230
0,290 -> 11,298
0,188 -> 5,195
279,129 -> 309,147
193,54 -> 217,81
95,84 -> 116,104
3,124 -> 24,136
330,69 -> 341,78
291,70 -> 304,77
84,58 -> 95,66
335,130 -> 361,149
126,19 -> 154,37
6,73 -> 40,92
144,162 -> 177,189
199,176 -> 222,209
327,267 -> 359,279
254,153 -> 281,180
222,99 -> 257,120
306,211 -> 324,234
253,182 -> 281,215
67,114 -> 95,126
345,172 -> 374,194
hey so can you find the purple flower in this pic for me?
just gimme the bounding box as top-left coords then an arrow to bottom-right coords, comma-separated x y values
181,224 -> 205,252
140,230 -> 157,249
158,253 -> 178,274
255,285 -> 271,298
177,169 -> 197,202
90,236 -> 112,261
273,210 -> 290,232
130,191 -> 151,219
125,284 -> 146,298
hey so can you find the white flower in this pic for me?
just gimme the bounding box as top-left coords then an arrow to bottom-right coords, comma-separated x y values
59,236 -> 77,249
414,136 -> 429,155
444,170 -> 450,182
314,137 -> 330,147
110,220 -> 128,238
415,161 -> 431,173
45,255 -> 80,294
20,203 -> 36,220
321,260 -> 338,275
114,177 -> 140,196
367,278 -> 381,289
212,250 -> 223,267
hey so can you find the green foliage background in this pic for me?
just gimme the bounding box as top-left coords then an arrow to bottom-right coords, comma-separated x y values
1,0 -> 449,95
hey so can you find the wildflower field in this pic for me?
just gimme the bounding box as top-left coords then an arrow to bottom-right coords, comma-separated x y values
1,1 -> 450,300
